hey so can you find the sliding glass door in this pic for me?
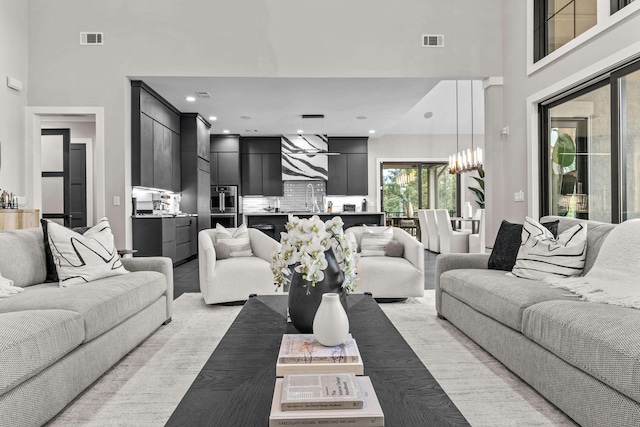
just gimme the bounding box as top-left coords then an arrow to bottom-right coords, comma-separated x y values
540,58 -> 640,223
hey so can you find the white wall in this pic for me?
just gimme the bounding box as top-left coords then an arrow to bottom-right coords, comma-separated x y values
23,0 -> 503,247
497,0 -> 640,236
0,0 -> 28,197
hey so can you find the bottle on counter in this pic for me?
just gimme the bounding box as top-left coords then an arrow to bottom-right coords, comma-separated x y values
362,198 -> 367,212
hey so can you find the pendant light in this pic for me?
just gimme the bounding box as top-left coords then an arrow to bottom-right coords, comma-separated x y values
449,81 -> 483,174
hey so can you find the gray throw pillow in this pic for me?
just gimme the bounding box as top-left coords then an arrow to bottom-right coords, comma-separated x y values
214,242 -> 231,260
385,240 -> 404,257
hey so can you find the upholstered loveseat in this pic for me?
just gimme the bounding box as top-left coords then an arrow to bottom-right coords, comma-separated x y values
346,226 -> 424,299
435,216 -> 640,427
0,227 -> 173,427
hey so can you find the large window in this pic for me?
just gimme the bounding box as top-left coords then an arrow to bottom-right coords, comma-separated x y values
534,0 -> 597,62
381,163 -> 458,219
540,59 -> 640,223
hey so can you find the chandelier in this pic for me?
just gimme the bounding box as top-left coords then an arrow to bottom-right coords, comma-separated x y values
449,81 -> 483,174
396,171 -> 416,187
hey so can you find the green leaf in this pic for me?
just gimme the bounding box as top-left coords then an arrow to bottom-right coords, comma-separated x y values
471,176 -> 485,190
552,133 -> 576,167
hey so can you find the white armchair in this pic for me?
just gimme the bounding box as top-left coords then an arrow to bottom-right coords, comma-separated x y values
345,226 -> 424,299
199,227 -> 281,304
469,208 -> 486,253
435,209 -> 469,254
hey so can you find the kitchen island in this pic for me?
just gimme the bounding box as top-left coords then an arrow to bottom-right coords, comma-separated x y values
244,212 -> 385,237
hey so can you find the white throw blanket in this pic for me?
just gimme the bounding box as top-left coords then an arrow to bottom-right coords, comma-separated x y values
545,219 -> 640,309
0,272 -> 24,299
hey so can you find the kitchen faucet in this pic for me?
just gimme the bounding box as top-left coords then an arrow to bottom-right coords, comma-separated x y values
305,183 -> 321,213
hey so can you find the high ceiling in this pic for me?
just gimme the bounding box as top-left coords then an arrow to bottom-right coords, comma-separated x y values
136,77 -> 484,138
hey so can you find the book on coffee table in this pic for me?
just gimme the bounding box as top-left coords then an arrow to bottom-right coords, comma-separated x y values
278,334 -> 359,364
276,334 -> 364,376
269,376 -> 384,427
280,373 -> 364,411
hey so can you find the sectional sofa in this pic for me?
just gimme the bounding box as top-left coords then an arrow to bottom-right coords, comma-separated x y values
0,227 -> 173,427
435,216 -> 640,427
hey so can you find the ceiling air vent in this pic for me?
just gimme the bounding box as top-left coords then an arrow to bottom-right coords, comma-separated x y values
422,34 -> 444,48
80,32 -> 103,45
196,91 -> 211,98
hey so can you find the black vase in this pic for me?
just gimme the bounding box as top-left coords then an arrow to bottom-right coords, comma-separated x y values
288,248 -> 348,333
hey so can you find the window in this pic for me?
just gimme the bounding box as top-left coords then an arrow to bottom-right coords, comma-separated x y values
534,0 -> 598,62
611,0 -> 636,14
381,162 -> 459,219
540,58 -> 640,223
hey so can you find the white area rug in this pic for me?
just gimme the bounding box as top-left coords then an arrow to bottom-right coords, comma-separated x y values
48,292 -> 576,426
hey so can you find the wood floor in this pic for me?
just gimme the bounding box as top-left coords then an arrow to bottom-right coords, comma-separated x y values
172,249 -> 441,299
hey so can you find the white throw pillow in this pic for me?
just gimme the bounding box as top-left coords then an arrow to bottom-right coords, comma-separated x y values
45,218 -> 129,287
510,217 -> 587,281
215,223 -> 253,257
360,225 -> 394,257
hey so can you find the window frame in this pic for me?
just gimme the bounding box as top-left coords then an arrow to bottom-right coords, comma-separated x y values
611,0 -> 635,14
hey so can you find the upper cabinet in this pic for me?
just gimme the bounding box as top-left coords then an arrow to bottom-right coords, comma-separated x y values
327,137 -> 368,196
240,137 -> 283,196
131,81 -> 181,192
210,134 -> 241,186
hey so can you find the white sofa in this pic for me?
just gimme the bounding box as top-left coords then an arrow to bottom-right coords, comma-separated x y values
345,226 -> 424,299
198,227 -> 282,304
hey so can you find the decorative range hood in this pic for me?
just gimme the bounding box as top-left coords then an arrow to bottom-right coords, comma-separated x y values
281,134 -> 330,181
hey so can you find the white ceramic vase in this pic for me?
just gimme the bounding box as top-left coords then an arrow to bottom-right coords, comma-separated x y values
313,293 -> 350,347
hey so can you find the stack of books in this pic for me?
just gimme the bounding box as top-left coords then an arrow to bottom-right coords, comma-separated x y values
270,373 -> 383,426
270,334 -> 384,426
275,334 -> 364,376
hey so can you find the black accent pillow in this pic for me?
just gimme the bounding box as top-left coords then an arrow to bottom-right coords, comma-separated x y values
41,219 -> 91,282
487,219 -> 560,271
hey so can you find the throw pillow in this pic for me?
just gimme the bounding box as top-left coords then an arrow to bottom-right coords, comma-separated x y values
510,217 -> 587,280
214,242 -> 231,260
384,240 -> 404,257
44,217 -> 129,287
488,219 -> 560,271
215,223 -> 253,257
360,225 -> 393,257
41,220 -> 92,283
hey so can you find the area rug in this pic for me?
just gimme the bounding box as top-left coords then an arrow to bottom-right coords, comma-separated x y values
48,292 -> 576,427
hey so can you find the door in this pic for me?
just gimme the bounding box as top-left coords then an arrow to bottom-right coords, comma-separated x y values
41,129 -> 71,226
69,144 -> 87,227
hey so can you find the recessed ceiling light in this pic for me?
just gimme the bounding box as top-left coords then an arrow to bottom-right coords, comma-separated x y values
297,129 -> 304,134
222,130 -> 230,134
209,116 -> 217,121
369,130 -> 376,134
240,115 -> 252,120
423,111 -> 434,119
356,116 -> 368,120
186,96 -> 196,102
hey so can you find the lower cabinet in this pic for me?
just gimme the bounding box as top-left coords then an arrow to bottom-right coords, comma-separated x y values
132,216 -> 197,264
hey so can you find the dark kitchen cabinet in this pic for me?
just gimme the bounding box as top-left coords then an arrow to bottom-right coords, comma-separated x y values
131,81 -> 181,192
210,135 -> 240,186
327,137 -> 368,196
240,137 -> 282,196
133,216 -> 196,265
181,114 -> 211,231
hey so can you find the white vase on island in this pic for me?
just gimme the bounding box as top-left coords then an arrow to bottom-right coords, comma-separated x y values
313,293 -> 349,347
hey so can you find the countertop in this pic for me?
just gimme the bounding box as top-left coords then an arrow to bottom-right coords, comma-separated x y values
133,213 -> 197,218
244,211 -> 384,216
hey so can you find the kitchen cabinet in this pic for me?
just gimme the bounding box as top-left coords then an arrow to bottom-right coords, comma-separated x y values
210,135 -> 240,186
131,81 -> 181,192
132,216 -> 197,264
240,137 -> 282,196
327,137 -> 368,196
181,114 -> 211,231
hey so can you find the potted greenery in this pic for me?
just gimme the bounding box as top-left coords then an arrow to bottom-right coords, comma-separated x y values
271,215 -> 358,333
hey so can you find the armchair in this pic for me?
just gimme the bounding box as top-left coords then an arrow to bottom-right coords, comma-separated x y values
199,227 -> 281,304
345,226 -> 424,299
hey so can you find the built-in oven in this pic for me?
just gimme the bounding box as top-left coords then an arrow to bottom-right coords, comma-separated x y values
211,186 -> 237,214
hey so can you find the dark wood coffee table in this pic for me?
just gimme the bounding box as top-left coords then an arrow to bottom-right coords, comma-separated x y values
166,294 -> 469,426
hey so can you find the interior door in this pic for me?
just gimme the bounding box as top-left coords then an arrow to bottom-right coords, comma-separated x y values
41,129 -> 71,227
69,144 -> 87,227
